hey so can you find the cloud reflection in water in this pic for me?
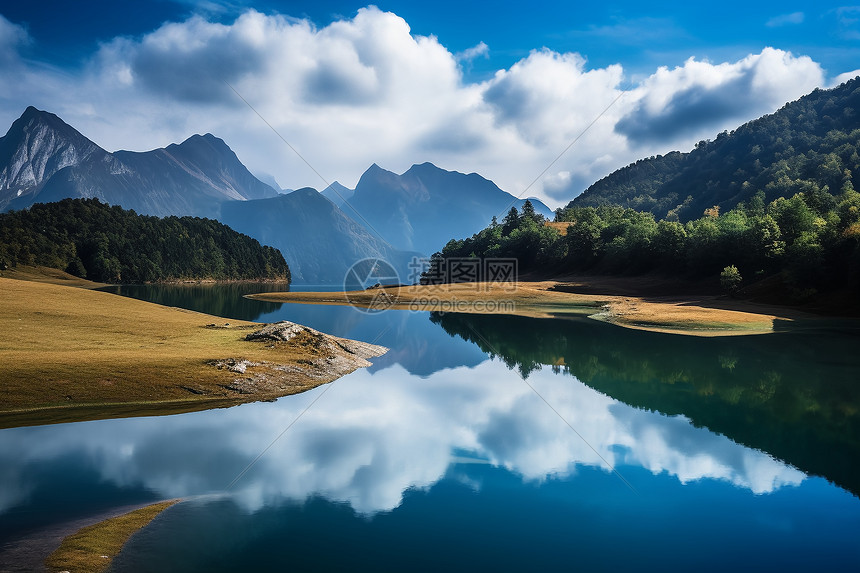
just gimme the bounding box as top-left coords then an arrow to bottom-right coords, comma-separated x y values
0,359 -> 804,516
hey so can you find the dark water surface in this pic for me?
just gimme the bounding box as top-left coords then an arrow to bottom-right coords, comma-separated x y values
1,284 -> 858,571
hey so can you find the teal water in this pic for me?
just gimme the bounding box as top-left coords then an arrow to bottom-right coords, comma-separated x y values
1,285 -> 858,571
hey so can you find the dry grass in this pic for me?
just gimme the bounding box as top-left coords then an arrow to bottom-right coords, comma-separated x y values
250,279 -> 790,337
0,265 -> 107,289
544,221 -> 572,236
0,277 -> 385,428
45,500 -> 179,573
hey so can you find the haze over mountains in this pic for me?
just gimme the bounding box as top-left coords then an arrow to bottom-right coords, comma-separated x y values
0,106 -> 550,283
220,188 -> 420,284
345,162 -> 552,256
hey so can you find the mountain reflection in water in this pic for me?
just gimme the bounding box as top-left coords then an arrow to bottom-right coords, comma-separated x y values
3,287 -> 858,572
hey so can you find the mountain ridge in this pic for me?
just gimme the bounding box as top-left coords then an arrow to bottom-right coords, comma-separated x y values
346,161 -> 553,255
220,187 -> 419,284
568,76 -> 860,220
0,107 -> 277,217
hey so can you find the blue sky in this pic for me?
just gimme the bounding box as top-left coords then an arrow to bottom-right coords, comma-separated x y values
1,1 -> 858,206
5,1 -> 859,77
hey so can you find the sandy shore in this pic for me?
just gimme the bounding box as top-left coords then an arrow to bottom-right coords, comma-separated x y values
249,278 -> 812,336
0,277 -> 387,429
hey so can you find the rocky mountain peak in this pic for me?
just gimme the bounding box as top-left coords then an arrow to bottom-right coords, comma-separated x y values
0,107 -> 105,208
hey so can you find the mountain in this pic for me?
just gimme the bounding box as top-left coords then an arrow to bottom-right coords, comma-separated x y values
254,172 -> 283,194
0,107 -> 277,217
219,188 -> 418,284
321,181 -> 354,207
345,162 -> 553,255
568,76 -> 860,221
0,107 -> 422,285
0,107 -> 107,211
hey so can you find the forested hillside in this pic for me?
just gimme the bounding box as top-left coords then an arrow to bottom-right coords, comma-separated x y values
424,186 -> 860,303
0,199 -> 290,283
424,80 -> 860,306
570,77 -> 860,221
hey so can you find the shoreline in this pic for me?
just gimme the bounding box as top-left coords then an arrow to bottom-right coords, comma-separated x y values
0,501 -> 177,573
249,278 -> 830,337
0,265 -> 290,289
44,500 -> 180,573
0,277 -> 387,429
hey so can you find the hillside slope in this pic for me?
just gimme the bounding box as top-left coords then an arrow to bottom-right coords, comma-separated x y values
347,162 -> 554,255
0,107 -> 277,218
569,77 -> 860,221
219,188 -> 418,284
0,198 -> 289,283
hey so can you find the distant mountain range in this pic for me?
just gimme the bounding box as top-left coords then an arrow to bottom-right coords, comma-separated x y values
345,162 -> 553,255
321,181 -> 354,207
0,107 -> 552,283
568,76 -> 860,221
219,188 -> 419,284
0,107 -> 277,218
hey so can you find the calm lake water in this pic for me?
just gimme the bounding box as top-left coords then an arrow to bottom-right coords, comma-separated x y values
1,284 -> 859,571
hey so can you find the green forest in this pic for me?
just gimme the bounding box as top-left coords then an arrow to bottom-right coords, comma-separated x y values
423,78 -> 860,304
571,76 -> 860,221
0,198 -> 290,283
424,189 -> 860,301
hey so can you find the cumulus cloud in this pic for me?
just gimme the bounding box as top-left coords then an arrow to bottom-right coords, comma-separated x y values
0,8 -> 846,206
615,48 -> 824,146
832,68 -> 860,87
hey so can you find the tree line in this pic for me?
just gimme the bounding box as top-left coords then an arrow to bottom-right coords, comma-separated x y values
0,198 -> 290,283
423,188 -> 860,300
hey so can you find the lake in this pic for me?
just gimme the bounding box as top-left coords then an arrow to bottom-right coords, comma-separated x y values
1,284 -> 859,571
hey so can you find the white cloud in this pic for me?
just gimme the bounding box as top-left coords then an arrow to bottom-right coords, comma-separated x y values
766,12 -> 805,27
0,13 -> 29,57
831,68 -> 860,87
616,48 -> 823,147
0,9 -> 845,207
456,41 -> 489,62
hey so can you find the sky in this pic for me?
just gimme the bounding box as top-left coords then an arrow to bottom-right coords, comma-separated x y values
1,1 -> 859,208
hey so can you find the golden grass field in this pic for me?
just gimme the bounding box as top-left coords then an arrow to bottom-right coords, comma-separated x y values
0,275 -> 386,428
250,279 -> 795,336
0,264 -> 108,289
45,500 -> 179,573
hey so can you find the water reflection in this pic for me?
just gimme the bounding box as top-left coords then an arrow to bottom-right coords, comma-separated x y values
0,359 -> 806,525
98,283 -> 291,322
430,312 -> 860,496
257,305 -> 487,376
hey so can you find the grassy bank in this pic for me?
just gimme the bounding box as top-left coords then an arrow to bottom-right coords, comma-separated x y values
249,279 -> 805,336
45,500 -> 179,573
0,277 -> 386,428
0,264 -> 108,289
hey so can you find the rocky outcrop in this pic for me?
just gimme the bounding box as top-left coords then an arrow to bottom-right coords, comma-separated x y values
210,321 -> 387,397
